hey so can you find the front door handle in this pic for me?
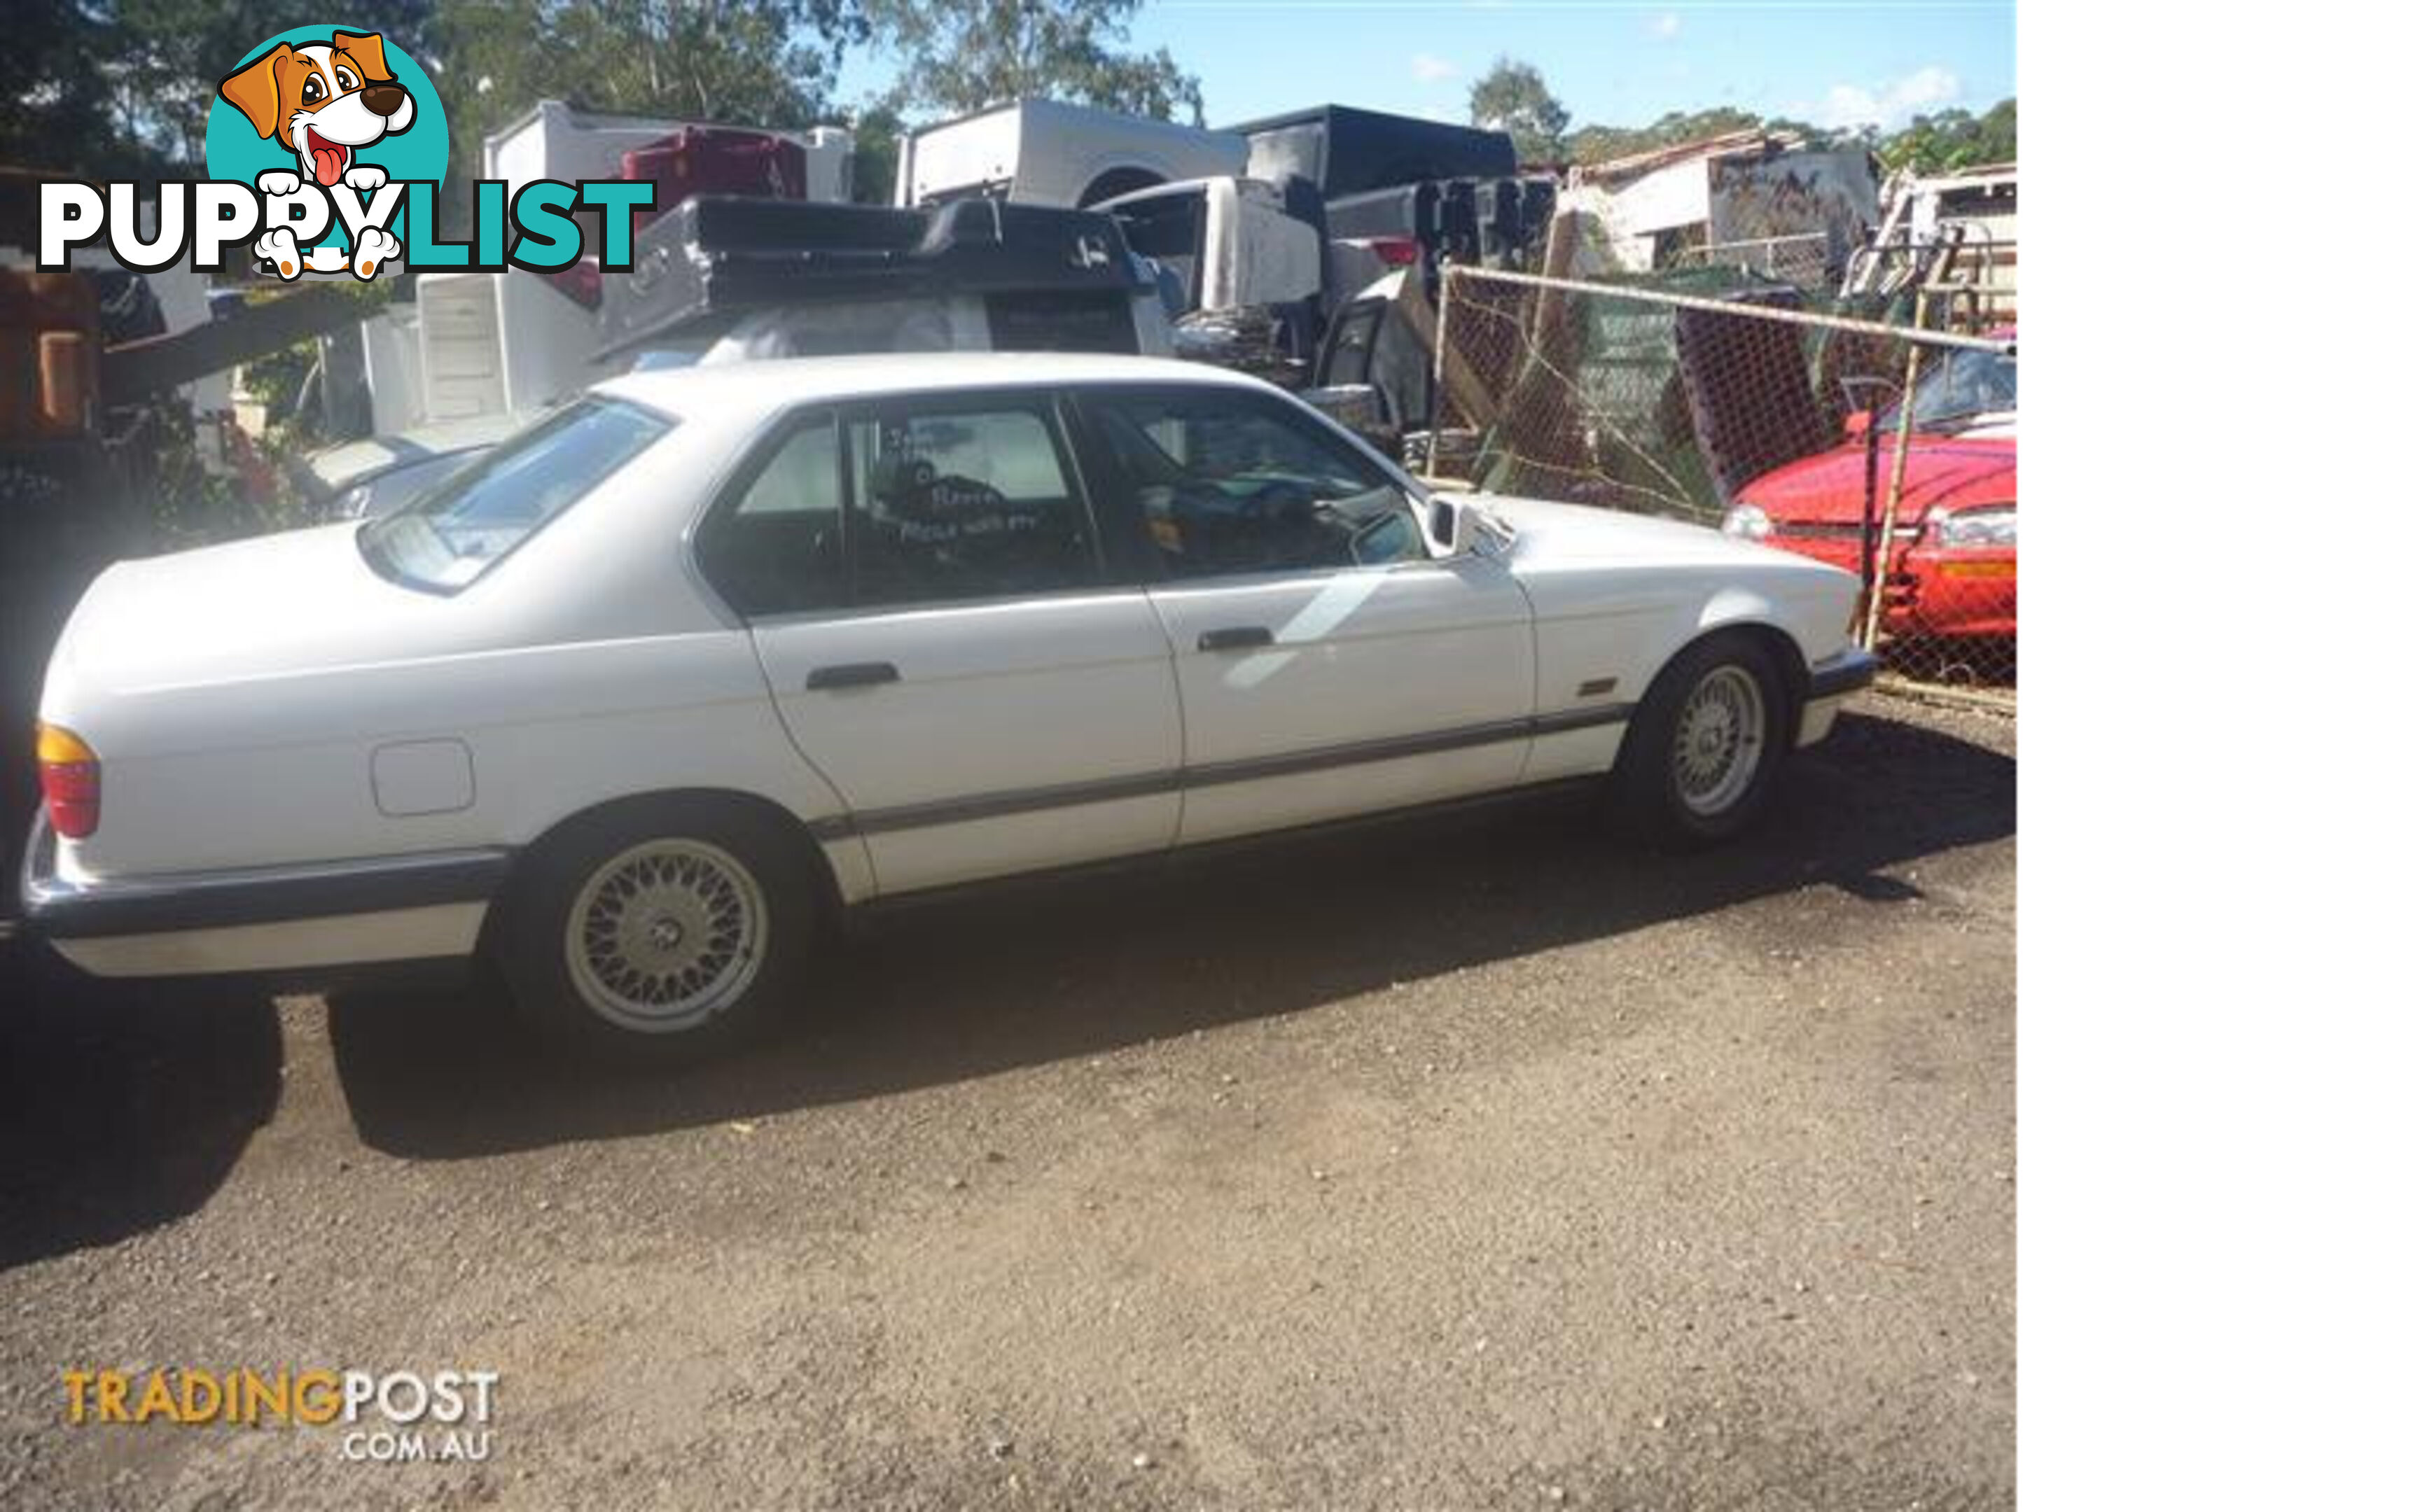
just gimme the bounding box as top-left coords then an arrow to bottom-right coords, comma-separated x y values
805,661 -> 900,691
1197,626 -> 1274,652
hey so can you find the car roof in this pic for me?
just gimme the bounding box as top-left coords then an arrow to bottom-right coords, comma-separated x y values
594,351 -> 1272,422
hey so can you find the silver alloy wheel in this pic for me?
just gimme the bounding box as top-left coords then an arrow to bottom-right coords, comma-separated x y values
564,837 -> 768,1034
1670,664 -> 1768,817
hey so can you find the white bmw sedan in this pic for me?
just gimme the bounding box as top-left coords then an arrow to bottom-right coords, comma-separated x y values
22,354 -> 1874,1056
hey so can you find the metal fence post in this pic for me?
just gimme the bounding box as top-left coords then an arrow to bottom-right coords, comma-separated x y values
1861,290 -> 1930,651
1428,265 -> 1454,484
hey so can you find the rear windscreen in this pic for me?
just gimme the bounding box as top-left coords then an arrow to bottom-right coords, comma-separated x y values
359,398 -> 674,592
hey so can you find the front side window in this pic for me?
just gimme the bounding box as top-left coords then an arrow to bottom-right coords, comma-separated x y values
361,398 -> 673,591
846,402 -> 1099,607
1081,388 -> 1427,578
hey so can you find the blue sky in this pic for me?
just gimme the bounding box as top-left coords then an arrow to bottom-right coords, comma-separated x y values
839,1 -> 2015,132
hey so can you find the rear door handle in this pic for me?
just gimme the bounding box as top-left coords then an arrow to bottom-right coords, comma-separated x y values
1197,626 -> 1274,652
805,661 -> 900,691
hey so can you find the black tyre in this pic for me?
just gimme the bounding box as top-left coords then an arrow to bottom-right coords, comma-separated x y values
494,797 -> 818,1063
1613,633 -> 1792,848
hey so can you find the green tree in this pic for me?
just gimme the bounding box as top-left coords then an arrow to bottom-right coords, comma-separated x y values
845,99 -> 905,204
1467,57 -> 1568,162
1976,98 -> 2016,162
1564,106 -> 1762,166
0,1 -> 438,178
0,2 -> 872,181
436,0 -> 868,156
1560,99 -> 2019,175
425,0 -> 866,237
1877,99 -> 2015,173
865,0 -> 1202,123
0,4 -> 135,176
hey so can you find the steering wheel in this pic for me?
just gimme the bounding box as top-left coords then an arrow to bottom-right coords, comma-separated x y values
1241,479 -> 1314,523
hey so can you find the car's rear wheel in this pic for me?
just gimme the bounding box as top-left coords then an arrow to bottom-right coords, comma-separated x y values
498,799 -> 815,1060
1614,634 -> 1790,848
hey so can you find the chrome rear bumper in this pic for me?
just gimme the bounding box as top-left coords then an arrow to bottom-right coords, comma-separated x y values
19,816 -> 510,978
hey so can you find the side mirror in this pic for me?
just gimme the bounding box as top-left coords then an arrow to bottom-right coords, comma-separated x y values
1844,409 -> 1875,440
1431,495 -> 1487,556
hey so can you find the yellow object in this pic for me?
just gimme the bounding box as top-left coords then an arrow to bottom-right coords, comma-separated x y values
35,722 -> 96,764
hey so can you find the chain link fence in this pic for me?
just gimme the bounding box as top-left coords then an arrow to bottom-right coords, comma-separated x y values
1422,265 -> 2017,702
1671,232 -> 1837,293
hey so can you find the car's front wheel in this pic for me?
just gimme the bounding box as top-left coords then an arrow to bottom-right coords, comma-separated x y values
497,799 -> 816,1060
1614,633 -> 1790,848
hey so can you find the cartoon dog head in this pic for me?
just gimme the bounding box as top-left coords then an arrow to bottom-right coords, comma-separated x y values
218,32 -> 416,188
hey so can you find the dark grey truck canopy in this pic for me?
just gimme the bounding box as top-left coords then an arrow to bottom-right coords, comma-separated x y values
598,195 -> 1155,358
1229,106 -> 1520,198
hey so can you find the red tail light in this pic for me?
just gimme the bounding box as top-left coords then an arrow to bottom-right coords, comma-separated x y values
36,723 -> 100,839
1370,237 -> 1421,267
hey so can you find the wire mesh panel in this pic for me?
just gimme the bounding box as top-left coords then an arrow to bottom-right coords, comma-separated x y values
1427,266 -> 2017,699
1672,232 -> 1839,294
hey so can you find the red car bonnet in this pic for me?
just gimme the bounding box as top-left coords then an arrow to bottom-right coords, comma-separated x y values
1737,434 -> 2016,526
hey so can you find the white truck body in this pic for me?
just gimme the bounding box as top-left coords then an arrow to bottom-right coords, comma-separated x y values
896,99 -> 1246,209
361,101 -> 858,433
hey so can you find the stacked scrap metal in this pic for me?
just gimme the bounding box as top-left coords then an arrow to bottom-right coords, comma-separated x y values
1170,306 -> 1302,387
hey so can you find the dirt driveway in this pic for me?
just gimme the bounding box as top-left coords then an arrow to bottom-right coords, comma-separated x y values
1,702 -> 2014,1510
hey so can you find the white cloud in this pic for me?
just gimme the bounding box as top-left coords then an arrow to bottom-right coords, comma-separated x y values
1411,53 -> 1458,83
1819,65 -> 1961,129
1650,12 -> 1682,40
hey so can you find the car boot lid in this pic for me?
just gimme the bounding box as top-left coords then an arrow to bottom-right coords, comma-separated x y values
41,524 -> 459,732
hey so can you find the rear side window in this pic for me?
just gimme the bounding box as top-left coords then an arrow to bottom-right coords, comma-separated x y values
697,415 -> 847,617
848,403 -> 1099,606
360,398 -> 672,592
696,396 -> 1104,616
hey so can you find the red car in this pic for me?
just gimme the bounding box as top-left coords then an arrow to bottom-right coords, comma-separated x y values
1723,344 -> 2016,643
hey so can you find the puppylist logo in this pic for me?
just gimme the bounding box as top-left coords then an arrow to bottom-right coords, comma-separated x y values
35,24 -> 654,282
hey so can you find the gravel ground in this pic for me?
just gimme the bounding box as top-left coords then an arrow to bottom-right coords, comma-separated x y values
0,701 -> 2015,1510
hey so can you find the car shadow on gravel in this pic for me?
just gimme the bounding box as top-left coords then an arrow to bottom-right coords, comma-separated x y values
0,944 -> 284,1271
328,709 -> 2012,1160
